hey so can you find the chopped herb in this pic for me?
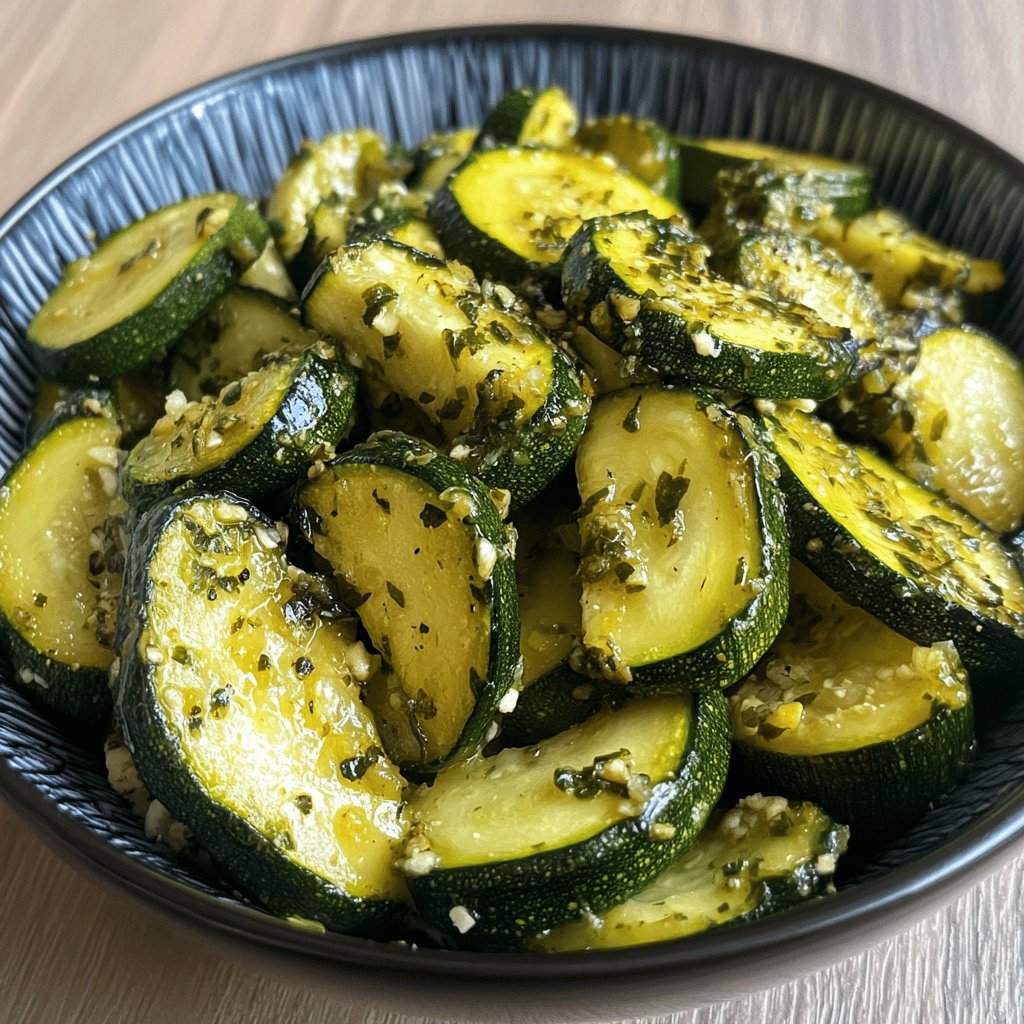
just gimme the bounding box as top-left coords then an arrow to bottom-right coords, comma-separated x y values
360,284 -> 398,327
655,470 -> 690,528
206,587 -> 217,601
419,622 -> 430,634
32,593 -> 47,607
419,503 -> 446,528
372,488 -> 392,514
294,794 -> 313,814
221,382 -> 243,407
622,395 -> 642,433
386,581 -> 406,607
257,653 -> 272,672
294,657 -> 314,678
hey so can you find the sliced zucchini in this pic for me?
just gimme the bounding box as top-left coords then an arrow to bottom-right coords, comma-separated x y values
763,403 -> 1024,674
289,196 -> 350,289
238,238 -> 298,301
429,147 -> 681,281
0,410 -> 123,722
574,385 -> 788,689
809,208 -> 1006,305
303,239 -> 589,507
294,432 -> 520,772
574,115 -> 683,199
124,340 -> 356,504
168,288 -> 319,401
875,325 -> 1024,533
345,183 -> 444,257
730,560 -> 973,838
407,127 -> 478,193
477,86 -> 579,149
732,230 -> 885,346
401,690 -> 730,949
566,323 -> 660,396
532,795 -> 847,951
26,194 -> 269,384
562,212 -> 856,400
113,492 -> 409,933
678,137 -> 873,217
266,129 -> 406,262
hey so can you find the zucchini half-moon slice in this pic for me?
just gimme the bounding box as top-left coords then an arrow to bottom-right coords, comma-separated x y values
532,795 -> 847,951
561,211 -> 856,400
763,403 -> 1024,675
113,491 -> 409,934
574,385 -> 788,690
400,689 -> 730,950
730,560 -> 973,838
294,432 -> 520,773
26,193 -> 269,384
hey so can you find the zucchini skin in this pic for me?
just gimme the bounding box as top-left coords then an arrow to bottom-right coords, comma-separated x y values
124,343 -> 357,507
406,688 -> 731,950
562,214 -> 856,401
26,196 -> 269,385
766,416 -> 1024,678
731,698 -> 974,842
112,491 -> 408,936
297,432 -> 521,772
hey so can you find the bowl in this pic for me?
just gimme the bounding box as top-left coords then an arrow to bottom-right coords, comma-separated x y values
1,25 -> 1023,1023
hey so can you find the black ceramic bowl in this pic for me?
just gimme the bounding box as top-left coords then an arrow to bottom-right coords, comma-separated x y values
1,25 -> 1023,1022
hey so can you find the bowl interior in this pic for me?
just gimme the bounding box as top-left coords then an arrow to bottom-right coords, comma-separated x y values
1,25 -> 1023,980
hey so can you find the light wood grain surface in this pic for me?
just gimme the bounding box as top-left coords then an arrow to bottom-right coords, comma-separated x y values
2,2 -> 1023,1022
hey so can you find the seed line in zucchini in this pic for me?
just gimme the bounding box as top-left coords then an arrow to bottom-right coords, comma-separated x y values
303,238 -> 589,508
26,193 -> 269,384
730,560 -> 973,839
113,492 -> 409,934
294,432 -> 520,772
763,402 -> 1024,675
0,410 -> 124,723
532,795 -> 848,951
401,689 -> 730,949
574,385 -> 788,691
562,212 -> 856,400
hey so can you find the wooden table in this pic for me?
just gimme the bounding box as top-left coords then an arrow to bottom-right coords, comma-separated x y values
1,2 -> 1022,1021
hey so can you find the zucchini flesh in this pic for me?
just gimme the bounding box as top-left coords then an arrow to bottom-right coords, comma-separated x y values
295,435 -> 519,771
429,147 -> 680,280
407,127 -> 477,193
238,238 -> 298,301
878,325 -> 1024,533
562,212 -> 856,400
478,86 -> 578,149
114,493 -> 408,931
574,386 -> 787,688
27,194 -> 268,383
168,288 -> 318,400
302,238 -> 588,507
567,324 -> 659,396
266,129 -> 404,262
533,796 -> 847,951
0,413 -> 122,720
765,403 -> 1024,673
401,690 -> 730,949
346,183 -> 444,258
730,561 -> 973,837
125,340 -> 356,502
809,208 -> 1005,304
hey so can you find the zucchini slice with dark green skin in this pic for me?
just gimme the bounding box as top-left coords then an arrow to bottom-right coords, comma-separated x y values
26,194 -> 269,384
113,491 -> 409,934
168,287 -> 320,401
266,128 -> 407,263
574,385 -> 788,690
532,795 -> 848,951
429,147 -> 681,281
763,402 -> 1024,675
574,115 -> 683,199
288,196 -> 351,290
0,410 -> 124,722
678,137 -> 873,217
730,560 -> 973,839
407,127 -> 478,193
345,183 -> 444,257
477,86 -> 579,149
399,689 -> 730,950
562,212 -> 856,400
302,238 -> 589,508
871,325 -> 1024,534
808,208 -> 1006,305
294,432 -> 520,773
123,340 -> 357,504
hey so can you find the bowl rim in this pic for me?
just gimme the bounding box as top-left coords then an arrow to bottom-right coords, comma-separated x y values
1,21 -> 1023,983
